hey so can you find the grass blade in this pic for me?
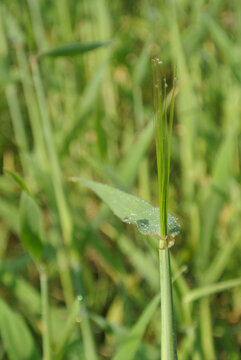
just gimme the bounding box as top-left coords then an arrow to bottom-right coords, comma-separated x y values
112,294 -> 160,360
38,41 -> 111,59
20,191 -> 44,263
0,297 -> 40,360
39,265 -> 51,360
200,298 -> 216,360
54,297 -> 82,360
7,171 -> 32,196
184,278 -> 241,303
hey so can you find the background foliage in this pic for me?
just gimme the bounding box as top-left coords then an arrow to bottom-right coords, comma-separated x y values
0,0 -> 240,359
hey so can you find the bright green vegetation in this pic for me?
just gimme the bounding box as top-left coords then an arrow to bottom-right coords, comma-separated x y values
0,1 -> 241,360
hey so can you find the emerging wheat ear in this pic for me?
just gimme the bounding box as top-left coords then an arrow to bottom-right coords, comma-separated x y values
152,57 -> 178,360
152,58 -> 177,242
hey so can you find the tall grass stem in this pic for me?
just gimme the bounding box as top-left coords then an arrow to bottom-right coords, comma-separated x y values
159,248 -> 177,360
31,59 -> 74,307
40,265 -> 51,360
153,58 -> 177,359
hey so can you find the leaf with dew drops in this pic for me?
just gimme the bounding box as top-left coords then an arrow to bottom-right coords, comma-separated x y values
71,178 -> 180,237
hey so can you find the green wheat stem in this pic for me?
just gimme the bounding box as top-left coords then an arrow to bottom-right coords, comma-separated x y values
153,58 -> 177,359
159,248 -> 177,360
39,265 -> 51,360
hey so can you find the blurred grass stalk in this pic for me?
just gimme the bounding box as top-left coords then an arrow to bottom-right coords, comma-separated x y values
39,265 -> 51,360
30,58 -> 75,307
153,58 -> 177,360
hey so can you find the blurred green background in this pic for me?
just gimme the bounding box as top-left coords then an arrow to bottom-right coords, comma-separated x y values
0,0 -> 240,359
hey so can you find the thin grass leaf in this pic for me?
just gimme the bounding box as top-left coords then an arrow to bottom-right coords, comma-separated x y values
112,294 -> 160,360
54,298 -> 82,360
20,191 -> 44,263
184,278 -> 241,303
117,234 -> 159,290
26,0 -> 47,50
31,60 -> 73,247
133,38 -> 152,86
38,41 -> 111,58
200,298 -> 216,360
6,171 -> 32,196
202,236 -> 240,285
39,266 -> 51,360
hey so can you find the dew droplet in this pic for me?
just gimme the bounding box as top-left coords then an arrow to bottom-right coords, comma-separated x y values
123,217 -> 130,224
77,295 -> 83,302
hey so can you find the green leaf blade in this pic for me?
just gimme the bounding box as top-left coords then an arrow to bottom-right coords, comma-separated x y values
112,294 -> 160,360
184,278 -> 241,303
0,298 -> 40,360
38,41 -> 111,58
19,192 -> 44,263
72,178 -> 180,236
7,171 -> 32,196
